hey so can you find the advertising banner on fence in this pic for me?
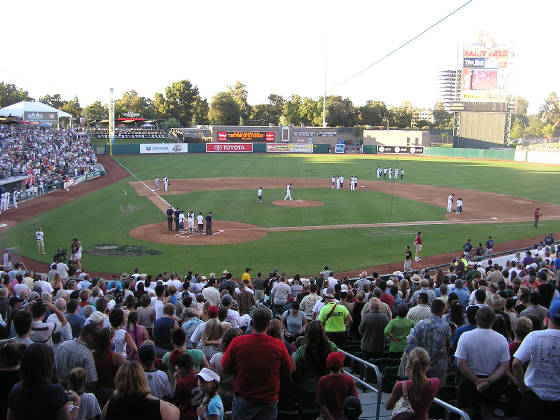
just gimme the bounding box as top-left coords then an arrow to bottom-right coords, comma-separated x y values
217,131 -> 275,142
206,143 -> 253,152
377,146 -> 424,154
140,143 -> 188,154
335,144 -> 345,154
266,144 -> 313,153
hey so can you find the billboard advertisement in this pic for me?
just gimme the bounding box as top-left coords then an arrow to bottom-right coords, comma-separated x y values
377,146 -> 424,154
206,143 -> 253,152
266,144 -> 313,153
217,131 -> 275,142
335,144 -> 345,154
23,111 -> 58,124
140,143 -> 188,154
461,32 -> 512,102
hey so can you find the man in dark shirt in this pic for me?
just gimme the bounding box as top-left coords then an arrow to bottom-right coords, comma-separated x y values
166,206 -> 174,231
463,239 -> 473,260
485,236 -> 494,256
174,208 -> 181,231
205,212 -> 213,235
544,233 -> 554,246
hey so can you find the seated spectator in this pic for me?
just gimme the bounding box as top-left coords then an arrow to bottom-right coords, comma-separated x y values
101,361 -> 179,420
316,352 -> 358,420
386,347 -> 440,420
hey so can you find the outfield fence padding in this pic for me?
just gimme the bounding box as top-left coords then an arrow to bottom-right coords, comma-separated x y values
424,147 -> 515,160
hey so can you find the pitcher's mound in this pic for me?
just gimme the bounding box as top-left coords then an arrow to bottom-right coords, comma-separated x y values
272,200 -> 323,207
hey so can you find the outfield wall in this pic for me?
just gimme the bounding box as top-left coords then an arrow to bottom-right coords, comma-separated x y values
424,147 -> 515,160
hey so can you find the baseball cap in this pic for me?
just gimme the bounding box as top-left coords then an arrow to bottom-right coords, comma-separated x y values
138,344 -> 156,364
222,270 -> 229,275
196,367 -> 221,383
326,352 -> 345,370
341,284 -> 348,291
343,396 -> 362,418
549,299 -> 560,323
208,306 -> 219,318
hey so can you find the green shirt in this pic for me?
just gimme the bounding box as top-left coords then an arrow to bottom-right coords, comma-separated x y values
162,348 -> 205,389
294,341 -> 338,393
384,316 -> 416,353
318,302 -> 349,333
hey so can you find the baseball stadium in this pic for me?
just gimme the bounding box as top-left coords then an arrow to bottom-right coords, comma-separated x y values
1,2 -> 559,420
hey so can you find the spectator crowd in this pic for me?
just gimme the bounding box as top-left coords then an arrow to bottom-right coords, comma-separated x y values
0,239 -> 558,420
0,125 -> 98,194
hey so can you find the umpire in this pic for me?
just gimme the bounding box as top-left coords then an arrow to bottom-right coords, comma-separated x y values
166,206 -> 174,231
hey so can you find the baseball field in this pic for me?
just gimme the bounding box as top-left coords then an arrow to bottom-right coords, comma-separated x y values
2,153 -> 560,277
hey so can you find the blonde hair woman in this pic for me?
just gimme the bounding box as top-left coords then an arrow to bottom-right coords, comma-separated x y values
101,361 -> 179,420
386,347 -> 440,420
201,318 -> 222,360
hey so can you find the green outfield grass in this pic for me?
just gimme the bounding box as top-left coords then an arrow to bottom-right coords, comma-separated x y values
1,153 -> 559,276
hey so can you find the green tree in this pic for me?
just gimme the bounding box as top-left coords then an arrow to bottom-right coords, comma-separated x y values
39,93 -> 64,109
208,92 -> 241,125
82,101 -> 108,121
388,104 -> 414,128
541,123 -> 557,140
525,115 -> 545,137
432,102 -> 452,130
162,118 -> 181,129
152,92 -> 169,119
280,95 -> 304,126
227,81 -> 250,124
358,100 -> 387,126
326,96 -> 357,127
510,119 -> 524,140
115,90 -> 153,118
162,80 -> 201,126
191,98 -> 209,125
59,96 -> 82,118
0,82 -> 32,107
510,95 -> 529,127
538,92 -> 560,125
300,97 -> 322,126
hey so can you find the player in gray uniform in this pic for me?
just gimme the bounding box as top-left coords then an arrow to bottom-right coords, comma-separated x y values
154,176 -> 160,190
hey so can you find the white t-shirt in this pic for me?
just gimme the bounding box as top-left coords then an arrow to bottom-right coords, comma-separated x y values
56,262 -> 69,281
36,231 -> 44,241
77,392 -> 101,420
153,299 -> 164,319
455,328 -> 510,376
197,215 -> 204,225
514,329 -> 560,401
271,282 -> 291,305
286,185 -> 291,193
258,188 -> 262,196
144,370 -> 172,399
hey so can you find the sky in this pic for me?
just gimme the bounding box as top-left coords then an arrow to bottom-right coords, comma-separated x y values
1,0 -> 558,114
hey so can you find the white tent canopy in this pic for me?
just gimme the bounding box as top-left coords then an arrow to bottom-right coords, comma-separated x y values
0,101 -> 72,124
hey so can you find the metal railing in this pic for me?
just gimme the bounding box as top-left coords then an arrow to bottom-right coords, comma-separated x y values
340,350 -> 470,420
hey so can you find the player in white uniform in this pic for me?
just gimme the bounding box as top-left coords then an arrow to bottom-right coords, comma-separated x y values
196,212 -> 204,233
331,176 -> 335,189
388,167 -> 392,179
447,193 -> 454,212
283,183 -> 292,201
257,187 -> 263,203
340,175 -> 344,189
376,166 -> 381,179
336,176 -> 340,190
12,191 -> 18,209
163,176 -> 169,191
0,192 -> 6,211
154,176 -> 160,190
395,168 -> 399,180
187,210 -> 195,233
383,167 -> 387,178
178,211 -> 186,231
350,176 -> 355,191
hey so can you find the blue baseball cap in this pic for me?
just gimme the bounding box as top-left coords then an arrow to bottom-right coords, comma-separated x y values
549,299 -> 560,323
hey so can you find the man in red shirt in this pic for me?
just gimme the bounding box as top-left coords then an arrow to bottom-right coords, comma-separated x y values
222,308 -> 292,420
534,208 -> 541,228
414,231 -> 423,262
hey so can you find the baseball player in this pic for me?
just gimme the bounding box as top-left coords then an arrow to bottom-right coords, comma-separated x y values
400,168 -> 405,179
395,168 -> 399,180
388,167 -> 392,180
257,187 -> 263,203
447,193 -> 454,212
284,183 -> 292,201
376,166 -> 381,179
0,192 -> 6,211
331,176 -> 335,189
336,176 -> 341,190
187,210 -> 195,233
197,212 -> 204,233
350,176 -> 354,191
354,175 -> 358,190
178,210 -> 186,231
456,197 -> 463,214
12,191 -> 18,209
163,176 -> 169,191
154,176 -> 160,190
340,174 -> 344,189
383,167 -> 387,178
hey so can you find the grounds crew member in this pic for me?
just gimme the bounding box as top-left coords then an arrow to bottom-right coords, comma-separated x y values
318,292 -> 352,349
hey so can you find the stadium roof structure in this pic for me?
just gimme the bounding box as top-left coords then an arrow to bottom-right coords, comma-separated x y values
0,101 -> 72,121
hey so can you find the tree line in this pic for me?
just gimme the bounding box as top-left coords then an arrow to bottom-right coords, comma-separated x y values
1,80 -> 557,139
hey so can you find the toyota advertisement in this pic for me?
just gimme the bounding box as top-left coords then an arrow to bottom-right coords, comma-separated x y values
206,143 -> 253,153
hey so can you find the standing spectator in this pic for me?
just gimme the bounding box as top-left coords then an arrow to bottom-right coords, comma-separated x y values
270,277 -> 291,316
385,347 -> 440,419
93,327 -> 126,407
300,284 -> 321,319
405,299 -> 451,385
0,341 -> 25,419
126,311 -> 149,360
281,301 -> 307,341
452,279 -> 470,308
512,300 -> 560,419
55,323 -> 99,388
316,352 -> 358,420
172,352 -> 201,419
455,306 -> 510,419
222,308 -> 292,420
138,344 -> 172,400
153,303 -> 179,356
137,294 -> 155,334
8,343 -> 81,419
67,367 -> 102,420
359,298 -> 389,357
485,236 -> 495,256
293,322 -> 338,416
101,361 -> 179,420
235,282 -> 255,316
519,291 -> 549,329
209,328 -> 242,412
318,292 -> 352,349
252,273 -> 267,304
196,368 -> 224,420
29,299 -> 68,347
406,293 -> 432,324
409,280 -> 437,306
384,303 -> 416,356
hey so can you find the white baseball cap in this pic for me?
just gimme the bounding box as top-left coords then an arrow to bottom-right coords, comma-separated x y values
196,368 -> 220,383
